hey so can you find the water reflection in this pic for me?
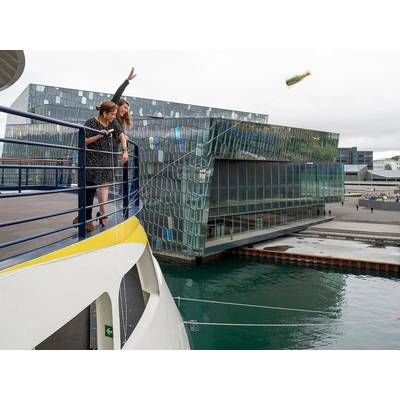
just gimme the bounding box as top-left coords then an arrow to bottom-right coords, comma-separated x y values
161,255 -> 400,350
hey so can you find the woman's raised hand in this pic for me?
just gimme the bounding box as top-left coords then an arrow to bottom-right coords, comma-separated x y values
127,67 -> 137,81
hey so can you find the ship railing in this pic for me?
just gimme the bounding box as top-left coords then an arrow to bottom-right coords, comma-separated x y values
0,157 -> 73,191
0,104 -> 141,265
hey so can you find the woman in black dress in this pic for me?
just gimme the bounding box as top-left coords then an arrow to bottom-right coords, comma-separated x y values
86,100 -> 126,228
73,101 -> 123,232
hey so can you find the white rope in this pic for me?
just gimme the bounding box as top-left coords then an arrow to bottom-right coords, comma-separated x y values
173,296 -> 339,315
183,318 -> 399,328
175,297 -> 400,328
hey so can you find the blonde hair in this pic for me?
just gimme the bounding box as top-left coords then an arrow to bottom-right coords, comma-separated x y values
117,99 -> 132,129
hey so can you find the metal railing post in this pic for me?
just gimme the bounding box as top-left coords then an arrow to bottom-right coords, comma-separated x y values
68,157 -> 73,187
55,165 -> 59,189
18,166 -> 22,193
134,145 -> 139,207
123,162 -> 129,219
78,128 -> 86,239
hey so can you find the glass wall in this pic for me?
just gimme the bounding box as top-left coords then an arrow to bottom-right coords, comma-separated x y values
207,206 -> 324,240
207,159 -> 343,240
131,117 -> 213,257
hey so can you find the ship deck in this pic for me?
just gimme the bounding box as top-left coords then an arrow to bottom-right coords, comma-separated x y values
0,191 -> 129,270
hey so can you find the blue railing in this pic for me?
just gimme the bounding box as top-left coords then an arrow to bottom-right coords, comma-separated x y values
0,104 -> 141,264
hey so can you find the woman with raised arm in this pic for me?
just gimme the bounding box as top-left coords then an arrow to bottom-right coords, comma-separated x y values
110,66 -> 137,165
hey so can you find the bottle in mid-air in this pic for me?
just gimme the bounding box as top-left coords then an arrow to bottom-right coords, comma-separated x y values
286,70 -> 311,86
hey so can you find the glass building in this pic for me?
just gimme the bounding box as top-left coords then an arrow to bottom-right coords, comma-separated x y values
336,147 -> 373,169
131,117 -> 342,259
2,84 -> 344,260
5,83 -> 269,125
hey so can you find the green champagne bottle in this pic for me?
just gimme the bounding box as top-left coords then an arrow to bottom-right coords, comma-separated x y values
286,70 -> 311,86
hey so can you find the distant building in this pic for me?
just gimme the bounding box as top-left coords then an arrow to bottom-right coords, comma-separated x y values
336,147 -> 373,169
344,164 -> 368,181
373,156 -> 400,170
367,169 -> 400,182
344,168 -> 400,194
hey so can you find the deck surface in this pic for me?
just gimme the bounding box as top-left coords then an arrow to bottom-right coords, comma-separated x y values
0,191 -> 122,264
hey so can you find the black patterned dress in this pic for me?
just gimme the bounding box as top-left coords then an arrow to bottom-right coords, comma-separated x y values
84,118 -> 122,185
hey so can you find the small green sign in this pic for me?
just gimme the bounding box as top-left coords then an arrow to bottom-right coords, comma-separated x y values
105,325 -> 113,338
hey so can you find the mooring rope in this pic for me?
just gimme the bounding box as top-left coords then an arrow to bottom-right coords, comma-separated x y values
182,318 -> 399,328
174,296 -> 400,328
173,296 -> 339,315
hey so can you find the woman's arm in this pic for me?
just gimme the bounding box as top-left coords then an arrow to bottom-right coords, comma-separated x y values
111,67 -> 136,103
119,132 -> 129,164
85,134 -> 103,145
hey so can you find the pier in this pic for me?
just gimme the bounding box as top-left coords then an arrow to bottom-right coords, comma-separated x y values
231,200 -> 400,275
232,245 -> 400,274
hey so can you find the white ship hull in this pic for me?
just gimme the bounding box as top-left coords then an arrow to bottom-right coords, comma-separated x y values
0,216 -> 190,350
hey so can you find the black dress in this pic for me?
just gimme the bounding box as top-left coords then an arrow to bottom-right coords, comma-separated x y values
84,118 -> 122,185
110,79 -> 130,134
112,79 -> 129,104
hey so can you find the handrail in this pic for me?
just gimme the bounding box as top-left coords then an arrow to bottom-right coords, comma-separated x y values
0,104 -> 141,266
0,105 -> 103,134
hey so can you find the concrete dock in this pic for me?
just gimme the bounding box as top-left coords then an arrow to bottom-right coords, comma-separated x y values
232,202 -> 400,274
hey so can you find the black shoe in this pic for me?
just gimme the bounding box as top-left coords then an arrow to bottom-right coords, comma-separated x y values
97,211 -> 108,227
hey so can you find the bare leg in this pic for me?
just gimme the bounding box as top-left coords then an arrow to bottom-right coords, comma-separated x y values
97,185 -> 109,224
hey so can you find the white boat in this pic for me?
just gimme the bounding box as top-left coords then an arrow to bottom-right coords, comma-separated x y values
0,216 -> 190,350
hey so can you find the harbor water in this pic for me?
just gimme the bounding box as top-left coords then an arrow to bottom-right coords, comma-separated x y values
161,255 -> 400,350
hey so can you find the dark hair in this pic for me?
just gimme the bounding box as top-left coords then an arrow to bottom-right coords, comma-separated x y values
96,101 -> 117,115
117,99 -> 132,129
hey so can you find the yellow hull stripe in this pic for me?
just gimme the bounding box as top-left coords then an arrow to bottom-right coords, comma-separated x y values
1,216 -> 148,274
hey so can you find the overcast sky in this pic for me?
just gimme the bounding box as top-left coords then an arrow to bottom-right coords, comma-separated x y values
2,1 -> 400,161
